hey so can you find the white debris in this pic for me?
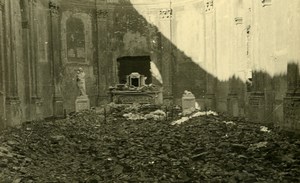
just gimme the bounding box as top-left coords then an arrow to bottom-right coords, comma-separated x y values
171,117 -> 189,125
171,110 -> 218,125
206,110 -> 218,116
260,126 -> 271,133
123,110 -> 166,121
123,113 -> 145,121
249,141 -> 268,150
223,121 -> 236,125
144,110 -> 166,121
190,110 -> 218,118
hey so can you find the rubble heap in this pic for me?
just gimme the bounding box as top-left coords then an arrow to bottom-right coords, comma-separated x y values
0,109 -> 300,182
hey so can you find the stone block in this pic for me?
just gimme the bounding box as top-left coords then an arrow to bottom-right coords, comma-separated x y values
182,91 -> 196,113
75,96 -> 90,112
54,97 -> 64,118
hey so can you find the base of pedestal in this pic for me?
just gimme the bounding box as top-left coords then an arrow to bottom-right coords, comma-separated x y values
5,97 -> 22,127
54,97 -> 64,118
75,95 -> 90,112
30,97 -> 43,121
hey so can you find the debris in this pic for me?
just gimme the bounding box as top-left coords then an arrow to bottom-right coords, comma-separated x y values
0,109 -> 299,182
144,110 -> 166,121
260,126 -> 271,133
223,121 -> 236,125
248,141 -> 268,151
171,117 -> 189,125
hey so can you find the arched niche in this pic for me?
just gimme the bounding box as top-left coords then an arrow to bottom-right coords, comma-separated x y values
66,17 -> 85,61
61,12 -> 92,64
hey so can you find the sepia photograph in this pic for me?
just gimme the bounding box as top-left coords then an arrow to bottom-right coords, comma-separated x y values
0,0 -> 300,182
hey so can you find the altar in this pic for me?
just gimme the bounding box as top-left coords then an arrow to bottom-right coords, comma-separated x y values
109,72 -> 162,104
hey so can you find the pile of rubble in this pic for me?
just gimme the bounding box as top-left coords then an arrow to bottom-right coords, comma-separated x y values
0,108 -> 300,182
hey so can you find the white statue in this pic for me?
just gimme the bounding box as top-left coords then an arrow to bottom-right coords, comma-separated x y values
76,67 -> 86,96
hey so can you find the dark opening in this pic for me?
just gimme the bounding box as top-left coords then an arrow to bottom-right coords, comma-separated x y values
131,78 -> 139,87
117,56 -> 152,85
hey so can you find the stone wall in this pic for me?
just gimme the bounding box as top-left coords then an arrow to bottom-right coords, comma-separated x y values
133,0 -> 300,130
1,0 -> 300,132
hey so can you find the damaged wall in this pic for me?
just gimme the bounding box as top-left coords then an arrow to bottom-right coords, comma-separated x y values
1,0 -> 300,133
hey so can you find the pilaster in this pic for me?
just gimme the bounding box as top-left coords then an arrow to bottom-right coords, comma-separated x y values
204,0 -> 216,110
30,0 -> 42,119
227,77 -> 240,117
247,71 -> 276,123
283,63 -> 300,130
159,8 -> 173,105
4,0 -> 21,126
49,0 -> 64,117
96,7 -> 110,104
0,0 -> 6,128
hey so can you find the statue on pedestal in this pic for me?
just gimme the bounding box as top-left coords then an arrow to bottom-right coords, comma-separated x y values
76,67 -> 86,96
75,67 -> 90,112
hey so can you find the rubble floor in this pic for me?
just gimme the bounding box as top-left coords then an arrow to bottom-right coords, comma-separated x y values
1,110 -> 300,182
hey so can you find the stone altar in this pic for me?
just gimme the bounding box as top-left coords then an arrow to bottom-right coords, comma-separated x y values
109,72 -> 162,104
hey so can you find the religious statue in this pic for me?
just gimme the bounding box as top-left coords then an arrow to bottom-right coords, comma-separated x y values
76,67 -> 86,96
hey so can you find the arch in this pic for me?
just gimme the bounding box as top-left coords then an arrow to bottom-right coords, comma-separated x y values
61,12 -> 92,64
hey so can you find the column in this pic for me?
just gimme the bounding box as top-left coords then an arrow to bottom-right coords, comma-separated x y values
0,0 -> 6,128
30,0 -> 42,119
159,8 -> 173,105
204,0 -> 216,110
4,0 -> 22,126
96,6 -> 109,104
49,0 -> 64,117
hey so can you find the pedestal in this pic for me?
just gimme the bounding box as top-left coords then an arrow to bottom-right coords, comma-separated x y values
75,95 -> 90,112
53,96 -> 64,118
5,97 -> 22,127
182,92 -> 196,114
31,97 -> 43,120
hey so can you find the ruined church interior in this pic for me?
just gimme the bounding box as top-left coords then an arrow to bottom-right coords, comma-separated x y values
0,0 -> 300,181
